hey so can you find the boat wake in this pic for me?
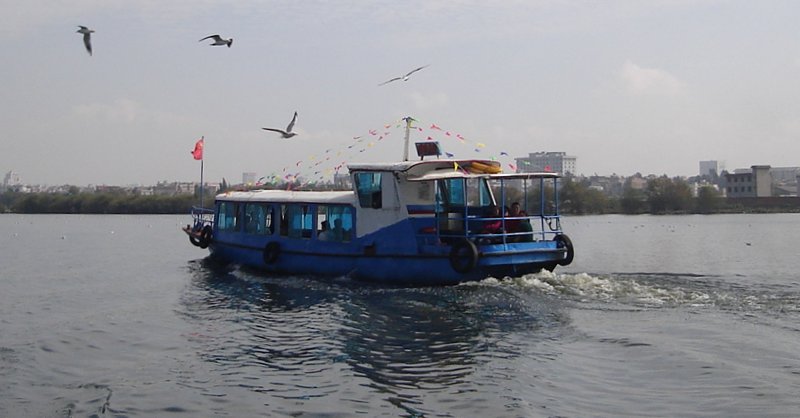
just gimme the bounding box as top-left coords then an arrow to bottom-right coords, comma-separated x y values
469,270 -> 800,317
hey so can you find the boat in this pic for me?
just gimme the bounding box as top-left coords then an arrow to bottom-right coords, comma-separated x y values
184,122 -> 574,285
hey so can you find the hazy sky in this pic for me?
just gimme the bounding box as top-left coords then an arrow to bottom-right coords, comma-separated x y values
2,0 -> 799,186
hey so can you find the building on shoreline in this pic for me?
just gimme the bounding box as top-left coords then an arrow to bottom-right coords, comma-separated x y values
722,165 -> 772,198
721,165 -> 800,198
515,152 -> 576,175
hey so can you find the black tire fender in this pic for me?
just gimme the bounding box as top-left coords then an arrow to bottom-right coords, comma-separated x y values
449,238 -> 479,274
197,225 -> 212,249
263,242 -> 280,265
555,234 -> 574,266
189,234 -> 201,247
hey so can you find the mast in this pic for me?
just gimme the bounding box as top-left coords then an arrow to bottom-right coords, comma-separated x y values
402,116 -> 415,161
198,136 -> 205,208
200,158 -> 204,208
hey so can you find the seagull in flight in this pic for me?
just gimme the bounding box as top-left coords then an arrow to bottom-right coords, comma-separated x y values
263,112 -> 299,139
199,34 -> 233,48
77,26 -> 94,56
378,65 -> 429,86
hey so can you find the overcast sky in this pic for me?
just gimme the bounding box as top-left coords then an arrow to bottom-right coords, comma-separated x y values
2,0 -> 799,186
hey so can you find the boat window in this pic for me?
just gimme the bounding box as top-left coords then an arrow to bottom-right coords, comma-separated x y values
354,172 -> 382,209
440,178 -> 464,206
317,204 -> 354,242
284,204 -> 312,239
244,203 -> 273,235
466,178 -> 493,207
217,201 -> 239,232
438,178 -> 493,208
316,205 -> 328,236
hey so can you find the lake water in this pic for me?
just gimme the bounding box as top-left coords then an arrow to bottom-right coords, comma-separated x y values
1,214 -> 799,417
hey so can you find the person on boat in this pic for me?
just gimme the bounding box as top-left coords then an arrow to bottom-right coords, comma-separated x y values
506,202 -> 522,233
503,202 -> 531,241
318,221 -> 332,241
330,218 -> 345,242
480,205 -> 505,235
517,210 -> 533,241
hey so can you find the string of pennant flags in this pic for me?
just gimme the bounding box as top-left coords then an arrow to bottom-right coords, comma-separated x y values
266,119 -> 398,188
266,117 -> 530,189
193,118 -> 535,190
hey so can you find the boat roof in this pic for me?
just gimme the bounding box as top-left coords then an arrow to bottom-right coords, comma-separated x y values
348,159 -> 559,181
216,189 -> 355,204
348,159 -> 480,173
406,171 -> 560,182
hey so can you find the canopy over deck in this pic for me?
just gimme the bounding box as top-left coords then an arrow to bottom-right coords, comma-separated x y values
217,189 -> 355,204
349,159 -> 559,180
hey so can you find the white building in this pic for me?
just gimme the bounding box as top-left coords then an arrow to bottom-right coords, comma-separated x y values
515,152 -> 576,175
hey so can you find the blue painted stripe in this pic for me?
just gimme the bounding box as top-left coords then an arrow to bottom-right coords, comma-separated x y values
406,204 -> 436,215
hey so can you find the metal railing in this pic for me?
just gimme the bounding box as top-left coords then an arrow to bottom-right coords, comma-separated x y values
420,211 -> 563,246
189,206 -> 215,232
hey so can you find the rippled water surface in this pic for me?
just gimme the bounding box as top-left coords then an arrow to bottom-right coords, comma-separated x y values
1,214 -> 799,417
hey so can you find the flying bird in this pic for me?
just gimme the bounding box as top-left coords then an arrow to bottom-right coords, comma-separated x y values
378,65 -> 429,86
199,34 -> 233,47
263,112 -> 299,139
77,26 -> 94,56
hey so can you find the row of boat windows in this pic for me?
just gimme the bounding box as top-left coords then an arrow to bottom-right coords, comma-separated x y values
217,202 -> 355,242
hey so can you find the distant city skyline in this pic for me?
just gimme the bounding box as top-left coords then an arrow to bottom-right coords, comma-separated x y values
7,154 -> 796,189
3,1 -> 800,186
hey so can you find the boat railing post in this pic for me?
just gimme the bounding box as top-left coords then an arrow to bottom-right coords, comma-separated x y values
539,177 -> 546,239
500,177 -> 507,245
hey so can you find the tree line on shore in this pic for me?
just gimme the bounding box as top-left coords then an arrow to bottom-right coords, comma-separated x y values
558,175 -> 800,214
1,176 -> 797,215
0,190 -> 200,214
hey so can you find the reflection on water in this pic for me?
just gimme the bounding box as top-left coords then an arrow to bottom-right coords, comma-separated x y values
178,259 -> 571,415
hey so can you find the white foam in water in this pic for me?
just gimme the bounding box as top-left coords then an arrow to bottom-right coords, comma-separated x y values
479,271 -> 715,308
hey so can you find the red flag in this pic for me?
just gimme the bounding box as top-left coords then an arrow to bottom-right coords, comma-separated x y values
191,137 -> 204,160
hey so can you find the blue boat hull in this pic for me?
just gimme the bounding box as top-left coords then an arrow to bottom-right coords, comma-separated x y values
207,230 -> 566,285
